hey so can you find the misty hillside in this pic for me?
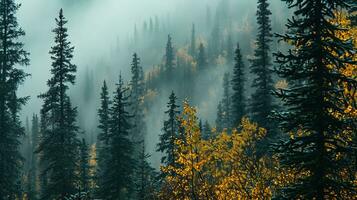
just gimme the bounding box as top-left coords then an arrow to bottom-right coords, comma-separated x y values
0,0 -> 356,199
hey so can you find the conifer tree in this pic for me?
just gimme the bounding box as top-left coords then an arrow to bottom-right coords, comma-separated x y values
165,35 -> 175,76
215,102 -> 223,132
157,91 -> 180,167
28,114 -> 39,200
274,0 -> 357,198
202,120 -> 212,140
221,73 -> 232,129
226,34 -> 234,65
249,0 -> 274,131
189,24 -> 196,58
0,0 -> 29,198
96,80 -> 110,188
136,142 -> 156,200
197,43 -> 208,70
98,76 -> 135,200
130,53 -> 146,143
37,9 -> 80,199
231,44 -> 246,128
78,139 -> 91,195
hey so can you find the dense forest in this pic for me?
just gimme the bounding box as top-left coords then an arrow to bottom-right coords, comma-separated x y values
0,0 -> 356,199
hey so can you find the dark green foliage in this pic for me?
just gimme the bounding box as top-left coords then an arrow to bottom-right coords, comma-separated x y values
78,139 -> 91,194
202,120 -> 212,140
97,76 -> 135,200
226,34 -> 234,65
197,43 -> 208,70
27,114 -> 39,200
274,0 -> 357,199
189,24 -> 196,58
157,91 -> 180,167
165,35 -> 175,75
221,72 -> 232,129
130,53 -> 146,143
249,0 -> 274,131
37,9 -> 80,199
215,102 -> 223,132
135,142 -> 157,200
0,0 -> 29,198
231,44 -> 246,128
96,81 -> 110,191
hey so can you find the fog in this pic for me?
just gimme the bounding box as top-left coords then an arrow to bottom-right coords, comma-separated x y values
17,0 -> 289,168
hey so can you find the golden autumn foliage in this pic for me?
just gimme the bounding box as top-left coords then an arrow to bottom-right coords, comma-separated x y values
159,102 -> 279,200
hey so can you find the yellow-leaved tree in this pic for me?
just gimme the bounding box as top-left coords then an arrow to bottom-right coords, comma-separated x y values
159,102 -> 278,199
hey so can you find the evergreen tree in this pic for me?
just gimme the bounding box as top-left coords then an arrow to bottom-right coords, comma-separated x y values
28,114 -> 39,200
165,35 -> 175,76
136,142 -> 156,200
215,102 -> 223,132
231,44 -> 246,128
189,24 -> 196,58
226,33 -> 234,65
274,0 -> 356,199
221,73 -> 232,129
130,53 -> 146,144
37,9 -> 80,199
0,0 -> 29,198
78,138 -> 91,195
202,120 -> 212,140
249,0 -> 274,131
98,76 -> 135,200
197,43 -> 208,70
96,80 -> 110,189
157,91 -> 180,167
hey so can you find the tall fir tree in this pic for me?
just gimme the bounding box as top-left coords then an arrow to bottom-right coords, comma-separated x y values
130,53 -> 146,144
231,43 -> 246,128
27,114 -> 39,200
249,0 -> 274,131
274,0 -> 357,199
96,80 -> 110,192
197,43 -> 208,70
215,102 -> 223,132
202,120 -> 212,140
98,76 -> 135,200
37,9 -> 80,199
0,0 -> 29,198
165,34 -> 175,77
226,33 -> 234,65
189,24 -> 196,58
221,72 -> 232,129
157,91 -> 180,167
136,142 -> 156,200
78,138 -> 91,195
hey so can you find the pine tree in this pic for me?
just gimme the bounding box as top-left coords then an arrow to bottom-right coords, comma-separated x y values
226,33 -> 234,65
249,0 -> 274,131
157,91 -> 180,167
215,102 -> 223,132
197,43 -> 208,70
165,35 -> 175,76
98,76 -> 135,200
28,114 -> 39,200
78,139 -> 91,195
0,0 -> 29,198
96,80 -> 110,191
189,24 -> 196,58
202,120 -> 212,140
130,53 -> 146,144
274,0 -> 356,199
221,72 -> 232,129
136,142 -> 156,200
231,44 -> 246,128
37,9 -> 80,199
